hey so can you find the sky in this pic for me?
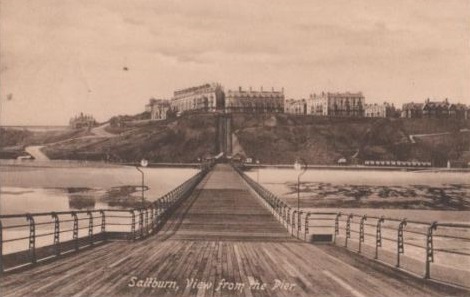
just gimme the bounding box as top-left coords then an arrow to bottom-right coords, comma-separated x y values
1,0 -> 469,125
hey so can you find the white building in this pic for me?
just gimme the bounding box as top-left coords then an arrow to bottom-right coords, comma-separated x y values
225,86 -> 284,113
307,92 -> 365,117
364,102 -> 396,117
146,98 -> 171,120
171,83 -> 225,113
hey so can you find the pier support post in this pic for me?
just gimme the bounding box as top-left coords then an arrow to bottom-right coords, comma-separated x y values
87,211 -> 94,246
51,212 -> 60,256
138,209 -> 144,239
282,206 -> 287,227
287,207 -> 291,230
396,219 -> 407,268
130,210 -> 136,241
345,214 -> 353,248
424,222 -> 438,279
334,212 -> 341,244
0,219 -> 3,274
292,211 -> 297,236
71,212 -> 79,251
276,200 -> 281,220
26,213 -> 36,264
100,210 -> 106,242
144,208 -> 149,237
297,211 -> 303,239
375,216 -> 385,259
304,213 -> 311,241
156,200 -> 161,226
149,206 -> 154,234
359,215 -> 367,254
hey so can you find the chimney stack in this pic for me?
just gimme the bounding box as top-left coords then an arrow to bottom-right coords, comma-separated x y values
261,86 -> 263,92
239,86 -> 242,92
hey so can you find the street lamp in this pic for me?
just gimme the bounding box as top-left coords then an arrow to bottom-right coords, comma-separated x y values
256,159 -> 260,183
135,159 -> 148,207
294,158 -> 308,229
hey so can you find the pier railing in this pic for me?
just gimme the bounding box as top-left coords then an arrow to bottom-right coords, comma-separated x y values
0,165 -> 211,274
234,165 -> 470,289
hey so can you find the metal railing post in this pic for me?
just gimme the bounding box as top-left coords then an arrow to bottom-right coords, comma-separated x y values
345,214 -> 353,248
334,212 -> 341,244
138,209 -> 144,239
51,212 -> 60,256
149,206 -> 154,234
424,221 -> 438,279
166,195 -> 171,216
87,211 -> 94,246
269,195 -> 275,212
0,219 -> 3,274
304,213 -> 311,241
144,208 -> 149,237
292,210 -> 297,236
156,200 -> 161,226
160,197 -> 165,214
297,211 -> 303,239
396,219 -> 407,268
272,199 -> 278,218
100,210 -> 106,242
71,212 -> 79,251
287,207 -> 291,230
375,216 -> 385,259
130,210 -> 136,241
359,215 -> 367,254
163,197 -> 168,212
155,203 -> 159,228
26,213 -> 36,264
282,205 -> 287,227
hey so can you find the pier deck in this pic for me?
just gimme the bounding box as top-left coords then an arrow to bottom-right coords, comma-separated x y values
0,164 -> 466,297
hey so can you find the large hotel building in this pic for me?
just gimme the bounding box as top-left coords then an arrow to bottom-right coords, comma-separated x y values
144,82 -> 381,118
224,86 -> 284,113
171,83 -> 225,113
308,92 -> 365,117
284,92 -> 365,117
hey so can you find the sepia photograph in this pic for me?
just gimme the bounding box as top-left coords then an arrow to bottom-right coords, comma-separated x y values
0,0 -> 469,296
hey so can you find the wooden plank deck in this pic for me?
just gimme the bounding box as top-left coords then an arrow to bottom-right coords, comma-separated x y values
0,164 -> 467,297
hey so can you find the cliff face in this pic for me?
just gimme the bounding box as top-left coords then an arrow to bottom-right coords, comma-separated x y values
4,113 -> 470,165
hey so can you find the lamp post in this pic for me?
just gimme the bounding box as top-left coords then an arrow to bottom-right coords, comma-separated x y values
294,158 -> 307,219
256,159 -> 260,183
136,159 -> 148,207
197,157 -> 202,171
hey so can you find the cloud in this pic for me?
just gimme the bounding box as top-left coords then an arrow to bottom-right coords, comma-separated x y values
1,0 -> 469,125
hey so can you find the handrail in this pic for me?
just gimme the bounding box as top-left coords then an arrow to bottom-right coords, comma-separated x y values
232,163 -> 470,289
0,162 -> 213,274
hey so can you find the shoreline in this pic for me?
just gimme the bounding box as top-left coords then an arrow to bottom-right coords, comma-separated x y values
1,160 -> 469,172
245,164 -> 470,172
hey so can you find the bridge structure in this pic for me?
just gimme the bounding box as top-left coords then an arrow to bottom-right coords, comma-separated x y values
0,163 -> 469,297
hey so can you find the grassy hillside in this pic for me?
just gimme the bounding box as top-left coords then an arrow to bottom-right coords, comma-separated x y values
0,128 -> 88,148
43,113 -> 218,163
231,113 -> 470,165
0,128 -> 89,158
3,113 -> 469,165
